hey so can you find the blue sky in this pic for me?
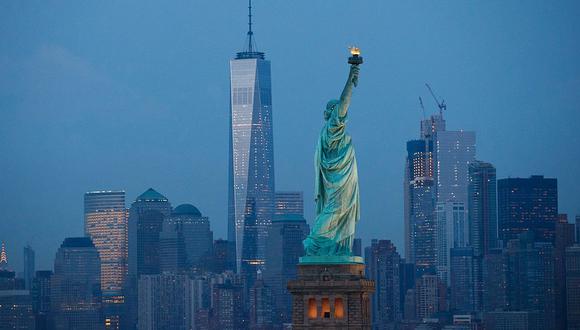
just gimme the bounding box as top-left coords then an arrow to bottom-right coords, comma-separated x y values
1,0 -> 579,271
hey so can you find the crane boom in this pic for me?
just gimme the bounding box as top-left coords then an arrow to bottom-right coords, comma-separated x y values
425,83 -> 446,116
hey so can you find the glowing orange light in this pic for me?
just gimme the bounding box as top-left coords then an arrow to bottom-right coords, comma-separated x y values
349,46 -> 361,56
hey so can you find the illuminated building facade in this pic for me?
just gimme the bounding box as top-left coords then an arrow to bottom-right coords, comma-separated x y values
84,191 -> 127,300
228,10 -> 275,274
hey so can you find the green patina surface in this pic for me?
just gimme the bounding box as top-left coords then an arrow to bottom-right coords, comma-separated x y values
302,64 -> 362,264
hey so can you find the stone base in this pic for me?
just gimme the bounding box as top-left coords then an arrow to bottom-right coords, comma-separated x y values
287,263 -> 375,330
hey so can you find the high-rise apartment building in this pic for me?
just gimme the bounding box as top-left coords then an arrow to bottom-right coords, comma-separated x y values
365,239 -> 401,327
497,175 -> 558,243
228,3 -> 275,275
51,237 -> 102,330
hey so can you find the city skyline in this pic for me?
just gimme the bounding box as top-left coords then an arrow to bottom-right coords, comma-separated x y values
2,0 -> 580,274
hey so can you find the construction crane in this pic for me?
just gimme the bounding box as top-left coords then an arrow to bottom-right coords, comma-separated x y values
419,97 -> 426,119
425,83 -> 446,116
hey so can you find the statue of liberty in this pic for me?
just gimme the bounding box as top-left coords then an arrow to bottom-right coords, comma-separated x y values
303,48 -> 362,262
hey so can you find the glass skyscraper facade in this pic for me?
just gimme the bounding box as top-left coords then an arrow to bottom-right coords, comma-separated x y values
228,39 -> 275,274
497,175 -> 558,243
84,191 -> 127,300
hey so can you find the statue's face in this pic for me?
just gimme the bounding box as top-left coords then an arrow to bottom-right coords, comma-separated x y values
324,100 -> 339,120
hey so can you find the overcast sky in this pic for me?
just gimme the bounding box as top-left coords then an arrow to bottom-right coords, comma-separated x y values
1,0 -> 579,271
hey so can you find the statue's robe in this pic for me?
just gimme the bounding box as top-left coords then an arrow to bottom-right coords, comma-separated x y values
304,103 -> 360,256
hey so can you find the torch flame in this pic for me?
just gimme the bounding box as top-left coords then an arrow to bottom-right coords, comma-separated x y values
349,46 -> 361,56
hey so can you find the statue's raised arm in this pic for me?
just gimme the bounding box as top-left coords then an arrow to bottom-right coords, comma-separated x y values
338,65 -> 360,117
302,49 -> 363,263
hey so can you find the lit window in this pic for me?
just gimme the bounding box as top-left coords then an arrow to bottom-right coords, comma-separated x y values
334,298 -> 344,319
322,298 -> 331,318
308,298 -> 317,319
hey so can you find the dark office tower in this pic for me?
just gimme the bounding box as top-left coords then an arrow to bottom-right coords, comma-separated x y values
449,247 -> 475,313
249,271 -> 273,330
164,204 -> 213,271
468,161 -> 498,257
138,273 -> 193,330
32,270 -> 52,330
365,239 -> 401,328
126,188 -> 171,329
554,218 -> 575,330
0,290 -> 35,329
576,215 -> 580,243
212,239 -> 236,274
497,175 -> 558,243
23,245 -> 35,290
482,249 -> 508,312
211,280 -> 245,330
353,238 -> 362,257
128,188 -> 171,276
264,192 -> 308,326
504,233 -> 556,329
159,222 -> 186,273
51,237 -> 102,330
566,245 -> 580,330
228,2 -> 275,275
399,260 -> 415,318
84,191 -> 127,299
484,311 -> 542,330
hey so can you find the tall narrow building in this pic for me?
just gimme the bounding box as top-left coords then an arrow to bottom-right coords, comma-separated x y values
23,245 -> 35,290
84,191 -> 127,300
228,1 -> 275,274
365,239 -> 401,328
404,114 -> 444,271
468,161 -> 498,256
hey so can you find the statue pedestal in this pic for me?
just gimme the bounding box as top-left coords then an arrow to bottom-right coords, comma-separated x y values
287,263 -> 375,329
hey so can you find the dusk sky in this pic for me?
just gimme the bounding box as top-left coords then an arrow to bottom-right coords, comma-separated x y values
1,0 -> 579,271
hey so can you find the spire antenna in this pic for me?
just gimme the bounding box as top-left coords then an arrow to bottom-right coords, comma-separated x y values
248,0 -> 253,52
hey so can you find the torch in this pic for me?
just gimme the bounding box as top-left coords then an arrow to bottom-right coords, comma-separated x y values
348,46 -> 363,65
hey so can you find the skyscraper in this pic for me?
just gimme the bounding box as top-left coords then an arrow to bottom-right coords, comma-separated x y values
249,271 -> 273,330
138,273 -> 193,330
23,245 -> 35,290
0,290 -> 35,329
32,270 -> 52,330
228,2 -> 275,274
127,188 -> 172,329
433,130 -> 476,205
84,191 -> 127,301
51,237 -> 102,330
554,217 -> 575,330
264,191 -> 308,326
566,245 -> 580,330
468,161 -> 498,256
497,175 -> 558,243
435,201 -> 467,284
450,247 -> 475,313
365,239 -> 401,328
504,233 -> 556,329
164,204 -> 213,271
